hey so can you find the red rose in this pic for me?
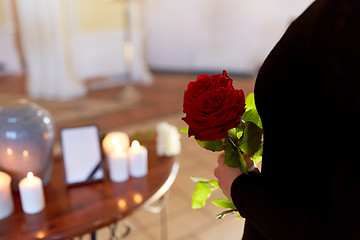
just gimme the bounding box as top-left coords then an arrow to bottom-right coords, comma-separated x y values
182,70 -> 245,141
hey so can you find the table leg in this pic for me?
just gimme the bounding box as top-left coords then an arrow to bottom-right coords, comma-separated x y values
143,192 -> 169,240
91,232 -> 96,240
109,221 -> 131,239
160,204 -> 168,240
76,233 -> 96,240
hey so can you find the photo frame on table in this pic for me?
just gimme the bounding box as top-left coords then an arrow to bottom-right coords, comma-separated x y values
60,125 -> 104,186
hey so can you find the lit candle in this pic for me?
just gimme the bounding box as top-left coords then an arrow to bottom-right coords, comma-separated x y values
0,171 -> 14,220
107,145 -> 129,182
18,172 -> 45,214
129,140 -> 148,178
102,132 -> 130,155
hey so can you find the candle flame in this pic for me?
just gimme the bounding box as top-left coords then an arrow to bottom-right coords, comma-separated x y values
102,132 -> 130,154
7,148 -> 13,156
111,136 -> 120,145
115,144 -> 122,152
131,140 -> 140,149
27,172 -> 34,180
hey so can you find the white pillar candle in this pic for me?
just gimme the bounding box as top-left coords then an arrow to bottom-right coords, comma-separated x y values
102,132 -> 130,155
108,145 -> 129,182
18,172 -> 45,214
0,171 -> 14,220
129,140 -> 148,178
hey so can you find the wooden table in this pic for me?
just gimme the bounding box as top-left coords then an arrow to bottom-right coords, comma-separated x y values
0,139 -> 179,240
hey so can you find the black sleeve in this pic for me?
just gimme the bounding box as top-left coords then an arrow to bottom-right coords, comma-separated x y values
231,173 -> 329,240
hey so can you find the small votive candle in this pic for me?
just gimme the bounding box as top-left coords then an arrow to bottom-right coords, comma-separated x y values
129,140 -> 148,178
0,171 -> 14,220
19,172 -> 45,214
102,132 -> 130,155
108,145 -> 129,182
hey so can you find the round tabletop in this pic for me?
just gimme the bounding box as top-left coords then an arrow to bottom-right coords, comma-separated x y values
0,138 -> 179,240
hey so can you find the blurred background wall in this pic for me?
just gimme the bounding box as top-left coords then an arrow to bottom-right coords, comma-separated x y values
0,0 -> 314,99
144,0 -> 314,74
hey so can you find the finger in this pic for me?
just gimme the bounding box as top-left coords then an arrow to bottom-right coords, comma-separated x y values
217,153 -> 225,164
213,167 -> 218,178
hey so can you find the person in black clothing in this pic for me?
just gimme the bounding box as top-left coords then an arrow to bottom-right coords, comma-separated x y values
214,0 -> 360,239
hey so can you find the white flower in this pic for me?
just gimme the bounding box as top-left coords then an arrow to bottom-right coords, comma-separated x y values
156,122 -> 181,157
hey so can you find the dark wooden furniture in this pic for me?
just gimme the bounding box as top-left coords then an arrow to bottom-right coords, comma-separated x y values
0,139 -> 179,240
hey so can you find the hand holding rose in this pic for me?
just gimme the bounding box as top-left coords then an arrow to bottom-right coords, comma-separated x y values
214,152 -> 260,201
214,152 -> 242,201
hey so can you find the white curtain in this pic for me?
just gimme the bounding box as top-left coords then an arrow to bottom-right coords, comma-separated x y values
17,0 -> 87,100
0,0 -> 21,75
16,0 -> 152,100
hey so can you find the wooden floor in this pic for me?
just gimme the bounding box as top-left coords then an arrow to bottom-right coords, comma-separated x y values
0,72 -> 256,240
0,73 -> 255,134
0,73 -> 188,132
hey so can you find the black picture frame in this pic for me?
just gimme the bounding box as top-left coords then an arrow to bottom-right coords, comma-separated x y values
60,125 -> 104,186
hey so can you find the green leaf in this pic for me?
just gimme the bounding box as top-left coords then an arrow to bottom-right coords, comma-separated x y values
238,149 -> 248,175
252,155 -> 262,166
190,177 -> 219,189
236,124 -> 245,138
207,180 -> 219,188
227,128 -> 237,139
190,176 -> 209,183
132,129 -> 156,141
179,127 -> 189,133
216,209 -> 239,219
239,122 -> 263,155
236,129 -> 244,139
245,93 -> 256,110
212,198 -> 237,209
236,214 -> 244,219
224,138 -> 240,167
197,140 -> 224,152
191,182 -> 212,209
252,143 -> 263,165
191,177 -> 219,209
224,138 -> 248,174
242,109 -> 263,129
